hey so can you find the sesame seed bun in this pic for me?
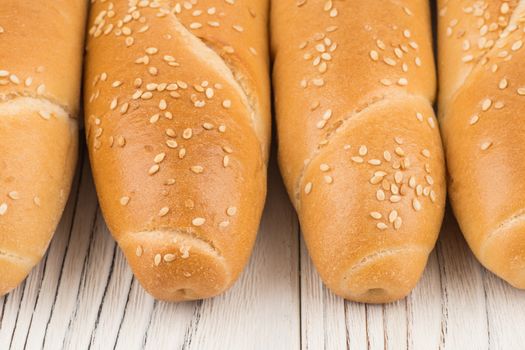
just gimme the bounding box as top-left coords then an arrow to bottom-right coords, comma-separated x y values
84,0 -> 270,301
0,1 -> 86,296
272,0 -> 446,303
438,0 -> 525,289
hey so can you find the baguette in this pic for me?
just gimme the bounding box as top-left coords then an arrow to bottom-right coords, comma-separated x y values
84,0 -> 270,301
0,1 -> 86,296
438,0 -> 525,288
272,0 -> 446,303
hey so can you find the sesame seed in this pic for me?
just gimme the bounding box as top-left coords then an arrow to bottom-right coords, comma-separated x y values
304,182 -> 313,194
182,128 -> 193,139
480,141 -> 493,150
384,57 -> 397,66
413,198 -> 422,211
222,99 -> 232,108
154,153 -> 166,163
394,217 -> 402,230
136,246 -> 143,257
154,254 -> 161,266
227,206 -> 237,216
427,117 -> 436,128
9,74 -> 20,84
462,54 -> 474,63
370,50 -> 379,61
191,166 -> 204,174
469,114 -> 479,125
0,203 -> 7,215
394,171 -> 403,184
7,191 -> 18,200
159,207 -> 170,216
517,88 -> 525,96
149,164 -> 160,175
398,78 -> 408,86
481,98 -> 492,111
163,254 -> 176,262
351,156 -> 364,163
391,183 -> 399,195
39,111 -> 51,120
388,210 -> 398,223
320,163 -> 330,172
192,217 -> 206,226
324,175 -> 333,184
120,103 -> 129,114
390,195 -> 402,203
376,189 -> 386,201
377,222 -> 388,230
359,145 -> 368,156
395,147 -> 405,157
166,139 -> 178,148
141,91 -> 153,100
370,212 -> 382,219
120,196 -> 130,206
322,109 -> 332,120
145,47 -> 159,55
150,114 -> 160,124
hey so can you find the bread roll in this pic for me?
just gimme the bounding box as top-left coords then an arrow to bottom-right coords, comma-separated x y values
272,0 -> 446,303
438,1 -> 525,288
84,0 -> 270,301
0,1 -> 86,296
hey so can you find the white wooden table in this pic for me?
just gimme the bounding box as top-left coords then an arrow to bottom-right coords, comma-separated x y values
1,148 -> 525,350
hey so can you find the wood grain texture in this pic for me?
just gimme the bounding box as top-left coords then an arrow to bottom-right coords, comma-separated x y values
1,147 -> 525,350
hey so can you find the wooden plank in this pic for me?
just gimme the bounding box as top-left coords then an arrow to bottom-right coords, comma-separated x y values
300,239 -> 347,350
89,249 -> 134,349
62,211 -> 118,349
483,265 -> 525,349
40,157 -> 100,350
436,211 -> 489,350
383,299 -> 408,349
0,282 -> 24,349
406,250 -> 442,350
345,300 -> 367,350
114,279 -> 155,350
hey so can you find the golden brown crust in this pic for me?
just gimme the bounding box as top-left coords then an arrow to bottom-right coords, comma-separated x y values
0,1 -> 87,113
438,0 -> 525,288
0,2 -> 86,296
272,0 -> 446,303
84,0 -> 270,301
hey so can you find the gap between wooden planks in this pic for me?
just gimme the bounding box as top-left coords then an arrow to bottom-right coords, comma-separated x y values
0,147 -> 524,350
